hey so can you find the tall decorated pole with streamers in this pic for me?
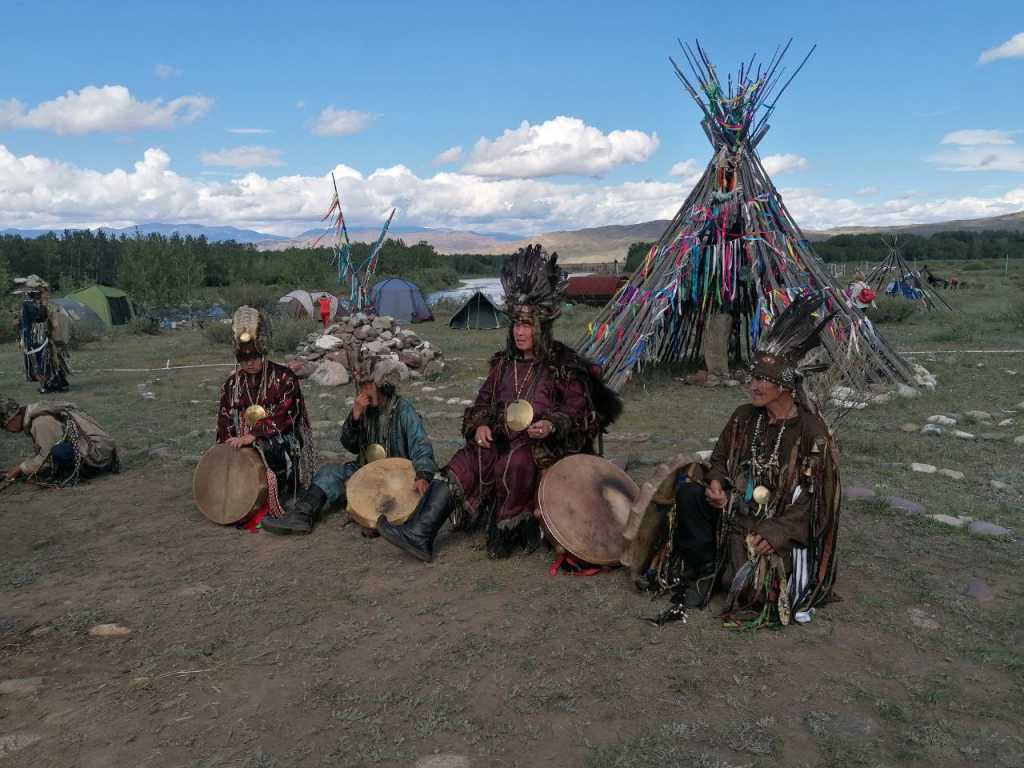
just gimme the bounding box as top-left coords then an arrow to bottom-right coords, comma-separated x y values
577,40 -> 919,411
317,174 -> 396,312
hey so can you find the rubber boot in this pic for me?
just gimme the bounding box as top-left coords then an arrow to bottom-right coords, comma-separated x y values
262,485 -> 326,535
377,478 -> 452,562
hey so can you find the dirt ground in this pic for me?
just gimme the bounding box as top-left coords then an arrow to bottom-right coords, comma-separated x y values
2,266 -> 1023,767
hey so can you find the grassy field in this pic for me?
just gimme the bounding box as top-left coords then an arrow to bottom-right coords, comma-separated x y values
1,261 -> 1022,767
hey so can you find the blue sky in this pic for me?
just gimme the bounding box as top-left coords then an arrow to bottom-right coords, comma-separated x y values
1,0 -> 1022,235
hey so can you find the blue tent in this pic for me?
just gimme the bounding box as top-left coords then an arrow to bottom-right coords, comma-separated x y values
369,277 -> 434,324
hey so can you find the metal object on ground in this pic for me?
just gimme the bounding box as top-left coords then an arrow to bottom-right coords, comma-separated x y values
537,454 -> 639,566
346,457 -> 419,529
193,443 -> 268,525
243,404 -> 267,426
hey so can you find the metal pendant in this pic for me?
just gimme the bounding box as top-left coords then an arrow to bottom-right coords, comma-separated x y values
243,404 -> 268,426
751,485 -> 771,505
505,399 -> 534,432
364,443 -> 387,463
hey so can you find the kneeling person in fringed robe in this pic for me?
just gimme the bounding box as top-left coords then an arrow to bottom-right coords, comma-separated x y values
378,245 -> 622,562
216,307 -> 314,518
263,357 -> 438,535
2,398 -> 118,485
641,293 -> 841,628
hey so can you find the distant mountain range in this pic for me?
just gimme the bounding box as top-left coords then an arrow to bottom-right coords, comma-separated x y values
3,210 -> 1022,263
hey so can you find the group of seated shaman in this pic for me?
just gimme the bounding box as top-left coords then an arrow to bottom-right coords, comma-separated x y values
0,245 -> 840,629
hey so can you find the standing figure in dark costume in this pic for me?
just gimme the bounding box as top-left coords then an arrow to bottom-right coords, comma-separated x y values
636,293 -> 841,628
263,355 -> 437,535
14,275 -> 70,394
216,307 -> 315,517
378,245 -> 622,561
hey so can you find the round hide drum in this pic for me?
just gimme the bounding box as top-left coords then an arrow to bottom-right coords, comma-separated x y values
193,443 -> 268,525
346,457 -> 420,529
537,454 -> 640,566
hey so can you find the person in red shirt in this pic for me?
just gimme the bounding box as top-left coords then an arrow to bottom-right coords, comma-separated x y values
317,295 -> 332,330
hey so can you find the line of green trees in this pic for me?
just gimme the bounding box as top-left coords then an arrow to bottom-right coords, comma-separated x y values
624,230 -> 1024,272
0,231 -> 506,308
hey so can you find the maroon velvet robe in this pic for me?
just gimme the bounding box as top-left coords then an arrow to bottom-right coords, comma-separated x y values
448,354 -> 588,538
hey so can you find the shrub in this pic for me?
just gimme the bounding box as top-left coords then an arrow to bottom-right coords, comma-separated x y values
269,316 -> 318,354
221,283 -> 281,311
128,316 -> 162,335
204,320 -> 234,345
68,322 -> 104,349
870,297 -> 916,324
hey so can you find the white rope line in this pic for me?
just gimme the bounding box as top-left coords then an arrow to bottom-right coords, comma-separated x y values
899,349 -> 1024,355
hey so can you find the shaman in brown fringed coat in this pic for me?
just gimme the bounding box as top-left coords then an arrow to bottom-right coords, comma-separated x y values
705,402 -> 840,623
449,340 -> 616,556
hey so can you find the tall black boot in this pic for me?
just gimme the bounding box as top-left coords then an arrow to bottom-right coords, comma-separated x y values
377,478 -> 452,562
262,485 -> 326,535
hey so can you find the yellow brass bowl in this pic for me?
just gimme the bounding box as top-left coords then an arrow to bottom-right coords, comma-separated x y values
364,443 -> 387,463
505,399 -> 534,432
243,404 -> 268,426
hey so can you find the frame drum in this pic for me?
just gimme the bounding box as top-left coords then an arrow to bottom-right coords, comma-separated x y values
537,454 -> 639,565
346,457 -> 420,529
193,443 -> 268,524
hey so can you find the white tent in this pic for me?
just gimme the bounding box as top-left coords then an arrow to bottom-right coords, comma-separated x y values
278,290 -> 339,319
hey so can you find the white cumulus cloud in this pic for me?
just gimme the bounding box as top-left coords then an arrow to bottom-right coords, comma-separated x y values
670,159 -> 701,177
308,107 -> 373,136
155,64 -> 182,79
3,144 -> 1023,236
855,186 -> 879,196
199,146 -> 284,168
0,85 -> 212,135
930,130 -> 1024,172
760,153 -> 809,175
461,116 -> 659,178
979,32 -> 1024,64
941,129 -> 1015,145
228,127 -> 273,135
433,145 -> 463,165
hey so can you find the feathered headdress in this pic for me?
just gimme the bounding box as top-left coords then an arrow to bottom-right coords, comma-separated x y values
500,244 -> 566,322
353,353 -> 405,391
751,292 -> 834,388
231,306 -> 271,360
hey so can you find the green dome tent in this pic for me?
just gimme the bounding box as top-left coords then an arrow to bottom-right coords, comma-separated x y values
449,291 -> 507,330
64,285 -> 136,326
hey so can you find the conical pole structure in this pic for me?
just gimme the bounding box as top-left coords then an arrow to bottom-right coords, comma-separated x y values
577,41 -> 916,402
866,236 -> 952,311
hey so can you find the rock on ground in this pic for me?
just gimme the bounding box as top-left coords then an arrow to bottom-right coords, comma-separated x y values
937,468 -> 965,481
910,463 -> 937,474
0,677 -> 45,695
886,496 -> 925,515
962,577 -> 995,603
310,360 -> 350,387
968,520 -> 1011,537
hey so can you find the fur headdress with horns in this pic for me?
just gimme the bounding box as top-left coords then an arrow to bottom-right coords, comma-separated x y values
500,244 -> 566,323
231,306 -> 271,360
751,292 -> 834,390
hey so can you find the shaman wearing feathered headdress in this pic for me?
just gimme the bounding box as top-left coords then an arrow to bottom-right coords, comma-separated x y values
215,306 -> 314,523
12,274 -> 70,394
631,292 -> 841,628
377,245 -> 623,562
263,350 -> 437,536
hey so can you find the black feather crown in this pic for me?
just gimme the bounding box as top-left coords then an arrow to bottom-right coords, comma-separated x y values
500,244 -> 566,322
752,292 -> 835,387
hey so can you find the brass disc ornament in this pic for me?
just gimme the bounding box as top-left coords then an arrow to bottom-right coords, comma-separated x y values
243,404 -> 267,426
363,443 -> 387,463
505,399 -> 534,432
752,485 -> 771,505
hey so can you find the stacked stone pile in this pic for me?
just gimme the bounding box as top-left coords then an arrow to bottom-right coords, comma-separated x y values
285,313 -> 445,386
